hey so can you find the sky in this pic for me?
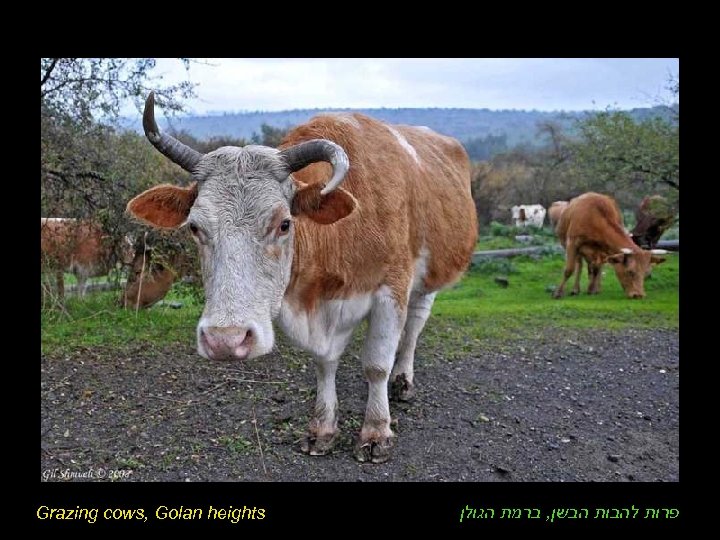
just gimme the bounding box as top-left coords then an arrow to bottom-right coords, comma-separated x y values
147,58 -> 679,115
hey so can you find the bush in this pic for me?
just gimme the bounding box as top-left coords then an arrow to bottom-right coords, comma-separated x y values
471,257 -> 517,275
489,221 -> 513,237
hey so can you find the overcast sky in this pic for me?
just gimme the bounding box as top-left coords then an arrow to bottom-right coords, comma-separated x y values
149,58 -> 679,114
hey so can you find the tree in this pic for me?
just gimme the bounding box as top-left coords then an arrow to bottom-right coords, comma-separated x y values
41,58 -> 196,125
41,59 -> 200,302
571,108 -> 679,209
251,124 -> 289,147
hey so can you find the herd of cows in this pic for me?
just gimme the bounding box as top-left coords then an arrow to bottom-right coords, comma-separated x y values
41,93 -> 677,462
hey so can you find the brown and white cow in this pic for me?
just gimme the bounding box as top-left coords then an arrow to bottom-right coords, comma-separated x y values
630,195 -> 676,249
548,200 -> 569,230
126,93 -> 478,463
553,192 -> 667,299
40,218 -> 129,298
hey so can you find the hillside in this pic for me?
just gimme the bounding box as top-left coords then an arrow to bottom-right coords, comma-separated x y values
122,105 -> 676,160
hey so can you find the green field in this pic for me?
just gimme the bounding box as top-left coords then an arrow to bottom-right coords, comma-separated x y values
429,253 -> 678,350
40,252 -> 679,356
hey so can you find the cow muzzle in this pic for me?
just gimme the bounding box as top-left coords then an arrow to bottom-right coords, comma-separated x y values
198,325 -> 256,360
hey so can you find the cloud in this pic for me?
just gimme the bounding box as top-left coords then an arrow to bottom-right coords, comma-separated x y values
148,58 -> 679,114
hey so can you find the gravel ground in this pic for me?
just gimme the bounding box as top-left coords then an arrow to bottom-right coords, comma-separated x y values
40,326 -> 678,482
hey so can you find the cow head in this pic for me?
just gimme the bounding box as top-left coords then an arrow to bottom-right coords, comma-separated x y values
605,248 -> 667,299
121,246 -> 176,309
126,93 -> 357,361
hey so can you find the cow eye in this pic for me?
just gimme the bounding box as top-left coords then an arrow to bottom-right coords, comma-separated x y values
188,223 -> 199,235
279,219 -> 291,234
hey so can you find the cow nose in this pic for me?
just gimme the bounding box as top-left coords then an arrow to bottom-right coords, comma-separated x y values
200,326 -> 255,360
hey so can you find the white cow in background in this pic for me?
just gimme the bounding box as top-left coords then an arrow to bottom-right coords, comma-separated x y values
511,204 -> 546,228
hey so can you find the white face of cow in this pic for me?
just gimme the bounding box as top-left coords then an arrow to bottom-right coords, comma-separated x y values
127,145 -> 357,362
189,147 -> 296,360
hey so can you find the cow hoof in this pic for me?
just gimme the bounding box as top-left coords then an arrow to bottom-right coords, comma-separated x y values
300,433 -> 336,456
552,291 -> 564,299
390,374 -> 415,402
354,437 -> 394,464
569,290 -> 579,296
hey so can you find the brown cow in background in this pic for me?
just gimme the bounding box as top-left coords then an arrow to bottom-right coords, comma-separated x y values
548,200 -> 569,230
553,193 -> 667,299
41,218 -> 131,299
121,245 -> 191,309
630,195 -> 677,249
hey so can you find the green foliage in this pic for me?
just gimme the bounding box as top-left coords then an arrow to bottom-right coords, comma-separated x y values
571,109 -> 679,207
251,124 -> 289,148
489,221 -> 513,237
463,133 -> 508,161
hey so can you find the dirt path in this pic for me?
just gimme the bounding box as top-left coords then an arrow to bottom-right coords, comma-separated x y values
40,326 -> 678,482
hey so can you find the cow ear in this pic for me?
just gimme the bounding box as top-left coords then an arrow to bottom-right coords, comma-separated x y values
650,255 -> 667,265
606,252 -> 628,265
127,183 -> 198,229
291,184 -> 358,225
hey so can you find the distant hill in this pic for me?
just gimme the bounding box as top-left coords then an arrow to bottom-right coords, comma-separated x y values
123,105 -> 676,160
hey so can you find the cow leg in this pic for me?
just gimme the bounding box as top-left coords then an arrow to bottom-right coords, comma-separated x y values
390,291 -> 436,402
553,248 -> 578,298
355,286 -> 407,464
301,330 -> 352,456
570,258 -> 583,295
587,262 -> 602,294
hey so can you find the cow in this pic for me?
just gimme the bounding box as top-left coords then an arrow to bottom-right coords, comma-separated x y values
126,92 -> 478,463
41,218 -> 131,299
121,246 -> 177,309
552,192 -> 667,299
548,200 -> 569,230
511,204 -> 546,228
121,241 -> 194,309
631,195 -> 676,249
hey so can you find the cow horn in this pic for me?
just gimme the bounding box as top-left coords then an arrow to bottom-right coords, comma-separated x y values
279,139 -> 349,195
650,249 -> 669,255
143,92 -> 203,173
621,248 -> 633,254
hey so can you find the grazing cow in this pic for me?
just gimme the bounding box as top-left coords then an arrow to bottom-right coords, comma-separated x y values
121,242 -> 194,309
511,204 -> 546,228
127,93 -> 478,463
548,201 -> 569,230
553,192 -> 667,299
41,218 -> 130,298
121,246 -> 177,309
631,195 -> 676,249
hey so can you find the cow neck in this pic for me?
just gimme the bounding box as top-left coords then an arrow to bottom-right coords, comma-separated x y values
604,221 -> 640,254
283,219 -> 312,307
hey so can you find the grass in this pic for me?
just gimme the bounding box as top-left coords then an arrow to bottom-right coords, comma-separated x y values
41,284 -> 203,355
41,251 -> 679,356
429,253 -> 678,347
